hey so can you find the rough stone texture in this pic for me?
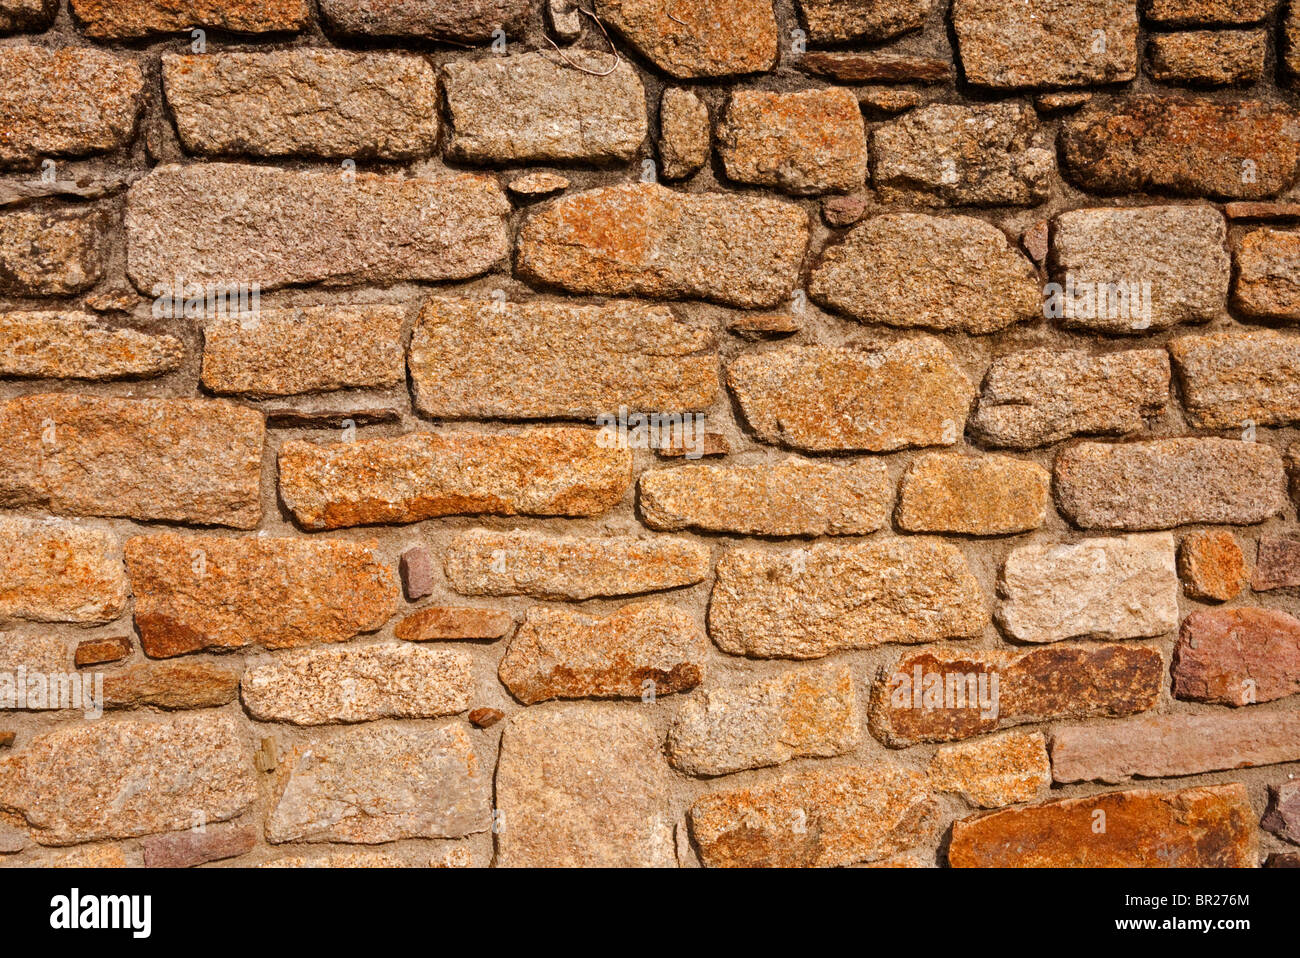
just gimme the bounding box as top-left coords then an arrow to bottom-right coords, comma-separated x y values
1262,782 -> 1300,844
689,765 -> 938,868
496,704 -> 675,867
399,547 -> 434,601
949,784 -> 1257,867
1054,438 -> 1287,530
0,312 -> 183,380
70,0 -> 310,38
395,607 -> 514,641
897,454 -> 1050,535
125,533 -> 395,658
318,0 -> 529,40
0,206 -> 107,296
278,428 -> 632,530
1062,97 -> 1300,199
444,528 -> 708,600
498,601 -> 707,704
0,0 -> 56,31
1173,607 -> 1300,706
141,824 -> 257,868
998,533 -> 1180,643
953,0 -> 1138,89
1144,0 -> 1275,25
1253,536 -> 1300,591
0,634 -> 69,681
1148,30 -> 1266,85
872,103 -> 1054,206
127,164 -> 509,293
1178,529 -> 1246,601
639,457 -> 890,537
709,539 -> 988,659
507,172 -> 569,198
516,183 -> 809,309
0,517 -> 127,626
0,713 -> 255,845
408,297 -> 718,420
74,636 -> 131,668
0,394 -> 264,528
201,305 -> 404,398
718,88 -> 867,195
1050,205 -> 1230,333
259,844 -> 477,868
1233,228 -> 1300,320
928,730 -> 1051,808
728,340 -> 975,453
810,214 -> 1040,334
796,0 -> 933,43
667,665 -> 860,776
103,660 -> 240,711
266,722 -> 489,843
1288,5 -> 1300,81
1172,330 -> 1300,428
658,88 -> 710,180
869,642 -> 1163,746
799,52 -> 949,83
444,52 -> 646,164
595,0 -> 778,78
970,347 -> 1170,448
0,47 -> 144,169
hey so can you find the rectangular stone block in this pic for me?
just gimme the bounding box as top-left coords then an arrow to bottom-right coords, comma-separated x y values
70,0 -> 310,38
0,517 -> 127,625
0,206 -> 107,296
1171,330 -> 1300,428
0,312 -> 182,380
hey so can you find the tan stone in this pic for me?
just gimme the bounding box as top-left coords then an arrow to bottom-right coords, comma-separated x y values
395,607 -> 514,641
659,88 -> 709,180
0,634 -> 70,683
74,636 -> 131,668
507,172 -> 569,198
0,517 -> 127,625
897,454 -> 1049,534
1233,228 -> 1300,320
70,0 -> 310,38
1172,330 -> 1300,428
0,312 -> 182,380
1178,530 -> 1246,601
0,206 -> 107,296
318,0 -> 529,40
796,0 -> 932,43
928,731 -> 1051,808
103,660 -> 240,710
259,844 -> 477,868
1148,30 -> 1266,85
595,0 -> 778,78
1145,0 -> 1276,25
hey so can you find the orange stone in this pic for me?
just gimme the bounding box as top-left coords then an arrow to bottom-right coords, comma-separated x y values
1178,530 -> 1246,601
395,607 -> 515,642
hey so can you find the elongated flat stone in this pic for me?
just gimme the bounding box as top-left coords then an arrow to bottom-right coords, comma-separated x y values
0,517 -> 127,625
710,539 -> 987,659
897,454 -> 1050,534
1172,330 -> 1300,428
102,660 -> 240,710
1145,0 -> 1275,25
279,428 -> 632,530
444,529 -> 709,600
70,0 -> 310,38
0,312 -> 182,380
594,0 -> 778,78
141,824 -> 257,868
928,730 -> 1051,808
796,0 -> 932,43
319,0 -> 531,41
125,533 -> 395,658
408,297 -> 717,419
1173,607 -> 1300,706
394,607 -> 514,641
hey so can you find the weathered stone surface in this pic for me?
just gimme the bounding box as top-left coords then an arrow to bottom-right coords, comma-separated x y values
897,454 -> 1050,534
1288,4 -> 1300,80
103,660 -> 240,710
1055,439 -> 1287,530
71,0 -> 310,38
667,664 -> 859,776
0,0 -> 56,31
728,340 -> 974,453
928,730 -> 1050,808
409,297 -> 717,419
0,312 -> 182,381
1172,330 -> 1300,428
658,88 -> 710,180
690,765 -> 938,867
1148,30 -> 1266,85
74,636 -> 131,668
127,164 -> 509,293
260,844 -> 477,868
1225,201 -> 1300,221
499,601 -> 707,704
1062,98 -> 1300,199
399,547 -> 433,601
1253,536 -> 1300,591
496,703 -> 675,867
710,540 -> 987,659
242,644 -> 474,724
164,51 -> 438,161
872,103 -> 1054,206
0,712 -> 255,845
0,206 -> 106,296
444,528 -> 709,599
954,0 -> 1138,89
1174,607 -> 1300,706
796,0 -> 932,43
1263,782 -> 1300,844
395,607 -> 514,641
469,707 -> 504,728
822,194 -> 867,227
516,184 -> 808,309
799,52 -> 949,83
810,214 -> 1040,334
0,517 -> 127,626
640,458 -> 890,536
998,533 -> 1179,643
319,0 -> 531,40
267,722 -> 489,843
125,533 -> 395,658
279,428 -> 632,530
445,52 -> 646,164
719,88 -> 866,195
0,395 -> 264,528
860,87 -> 929,115
0,47 -> 144,168
1144,0 -> 1275,25
971,347 -> 1170,448
141,824 -> 257,868
202,305 -> 404,398
1233,228 -> 1300,320
595,0 -> 777,78
950,784 -> 1257,867
1052,710 -> 1300,782
869,642 -> 1163,746
0,634 -> 69,681
507,172 -> 569,198
1178,529 -> 1246,601
1051,205 -> 1230,332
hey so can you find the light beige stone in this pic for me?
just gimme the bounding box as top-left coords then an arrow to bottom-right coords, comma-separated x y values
928,730 -> 1051,807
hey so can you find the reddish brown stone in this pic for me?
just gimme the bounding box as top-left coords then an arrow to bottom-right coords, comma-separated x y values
1267,852 -> 1300,867
394,607 -> 514,642
1262,782 -> 1300,844
103,660 -> 241,710
1225,202 -> 1300,220
1252,536 -> 1300,591
0,731 -> 13,749
950,784 -> 1257,867
798,52 -> 949,83
141,823 -> 257,868
73,636 -> 132,669
399,546 -> 434,602
1178,529 -> 1246,601
1173,607 -> 1300,706
468,707 -> 504,729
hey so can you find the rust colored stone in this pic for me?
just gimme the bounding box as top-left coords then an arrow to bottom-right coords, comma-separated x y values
1174,607 -> 1300,706
595,0 -> 778,78
468,707 -> 504,729
103,660 -> 241,710
798,52 -> 949,83
1178,530 -> 1246,601
0,517 -> 127,626
395,607 -> 515,642
73,636 -> 132,669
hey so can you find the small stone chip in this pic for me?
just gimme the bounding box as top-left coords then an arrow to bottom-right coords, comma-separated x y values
1174,607 -> 1300,706
399,547 -> 434,601
506,172 -> 570,198
1178,530 -> 1246,601
928,730 -> 1051,808
468,707 -> 504,729
897,454 -> 1050,535
73,636 -> 132,668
